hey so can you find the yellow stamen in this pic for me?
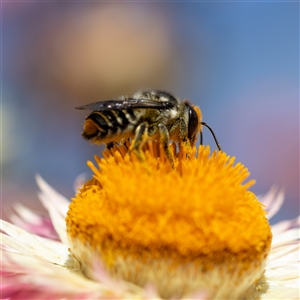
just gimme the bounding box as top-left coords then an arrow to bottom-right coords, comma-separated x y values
66,141 -> 272,299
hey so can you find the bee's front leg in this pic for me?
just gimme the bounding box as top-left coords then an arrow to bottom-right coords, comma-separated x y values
169,118 -> 192,151
131,123 -> 148,162
158,124 -> 175,168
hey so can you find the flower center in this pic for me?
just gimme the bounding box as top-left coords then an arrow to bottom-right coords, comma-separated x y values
66,142 -> 272,299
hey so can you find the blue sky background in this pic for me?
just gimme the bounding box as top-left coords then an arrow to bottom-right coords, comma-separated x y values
2,2 -> 299,223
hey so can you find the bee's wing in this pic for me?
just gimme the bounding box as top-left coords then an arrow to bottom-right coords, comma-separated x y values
75,98 -> 174,111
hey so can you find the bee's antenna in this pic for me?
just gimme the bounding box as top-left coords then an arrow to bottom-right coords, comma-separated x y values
200,131 -> 203,145
200,122 -> 222,151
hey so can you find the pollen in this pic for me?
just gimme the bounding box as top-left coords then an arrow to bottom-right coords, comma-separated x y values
66,141 -> 272,299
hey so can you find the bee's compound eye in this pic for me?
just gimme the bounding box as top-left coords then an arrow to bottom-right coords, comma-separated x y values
188,107 -> 199,141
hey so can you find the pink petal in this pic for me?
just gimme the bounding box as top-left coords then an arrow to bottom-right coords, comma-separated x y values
9,203 -> 59,240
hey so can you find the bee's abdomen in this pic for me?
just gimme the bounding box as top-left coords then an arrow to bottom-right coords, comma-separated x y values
82,109 -> 136,142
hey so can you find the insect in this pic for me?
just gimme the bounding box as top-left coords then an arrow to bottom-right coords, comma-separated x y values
76,89 -> 221,167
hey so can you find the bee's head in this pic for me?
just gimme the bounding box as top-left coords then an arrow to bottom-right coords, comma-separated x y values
187,105 -> 202,145
186,102 -> 221,151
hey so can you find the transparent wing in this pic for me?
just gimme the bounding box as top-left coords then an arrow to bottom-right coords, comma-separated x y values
75,98 -> 174,111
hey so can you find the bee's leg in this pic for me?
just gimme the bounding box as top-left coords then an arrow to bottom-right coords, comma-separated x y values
158,123 -> 175,168
131,123 -> 148,162
169,118 -> 192,149
106,142 -> 115,150
169,118 -> 187,141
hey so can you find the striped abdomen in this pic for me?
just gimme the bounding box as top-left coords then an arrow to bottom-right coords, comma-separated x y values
82,109 -> 138,144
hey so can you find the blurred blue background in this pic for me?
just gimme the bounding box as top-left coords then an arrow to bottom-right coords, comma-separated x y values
2,2 -> 299,224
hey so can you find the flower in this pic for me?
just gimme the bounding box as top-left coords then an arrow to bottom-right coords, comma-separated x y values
1,141 -> 299,299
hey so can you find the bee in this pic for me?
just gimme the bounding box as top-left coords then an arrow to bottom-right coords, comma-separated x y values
76,89 -> 221,167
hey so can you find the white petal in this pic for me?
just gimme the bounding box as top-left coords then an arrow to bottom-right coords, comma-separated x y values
3,249 -> 148,299
268,245 -> 300,266
11,202 -> 42,225
260,187 -> 279,208
272,216 -> 300,235
264,188 -> 284,219
264,264 -> 300,299
270,243 -> 299,257
35,174 -> 70,215
1,220 -> 69,265
73,172 -> 89,192
271,228 -> 300,247
3,251 -> 109,297
36,174 -> 69,244
259,287 -> 300,300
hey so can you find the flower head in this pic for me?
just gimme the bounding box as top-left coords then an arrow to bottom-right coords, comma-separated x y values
1,141 -> 299,299
67,142 -> 272,298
